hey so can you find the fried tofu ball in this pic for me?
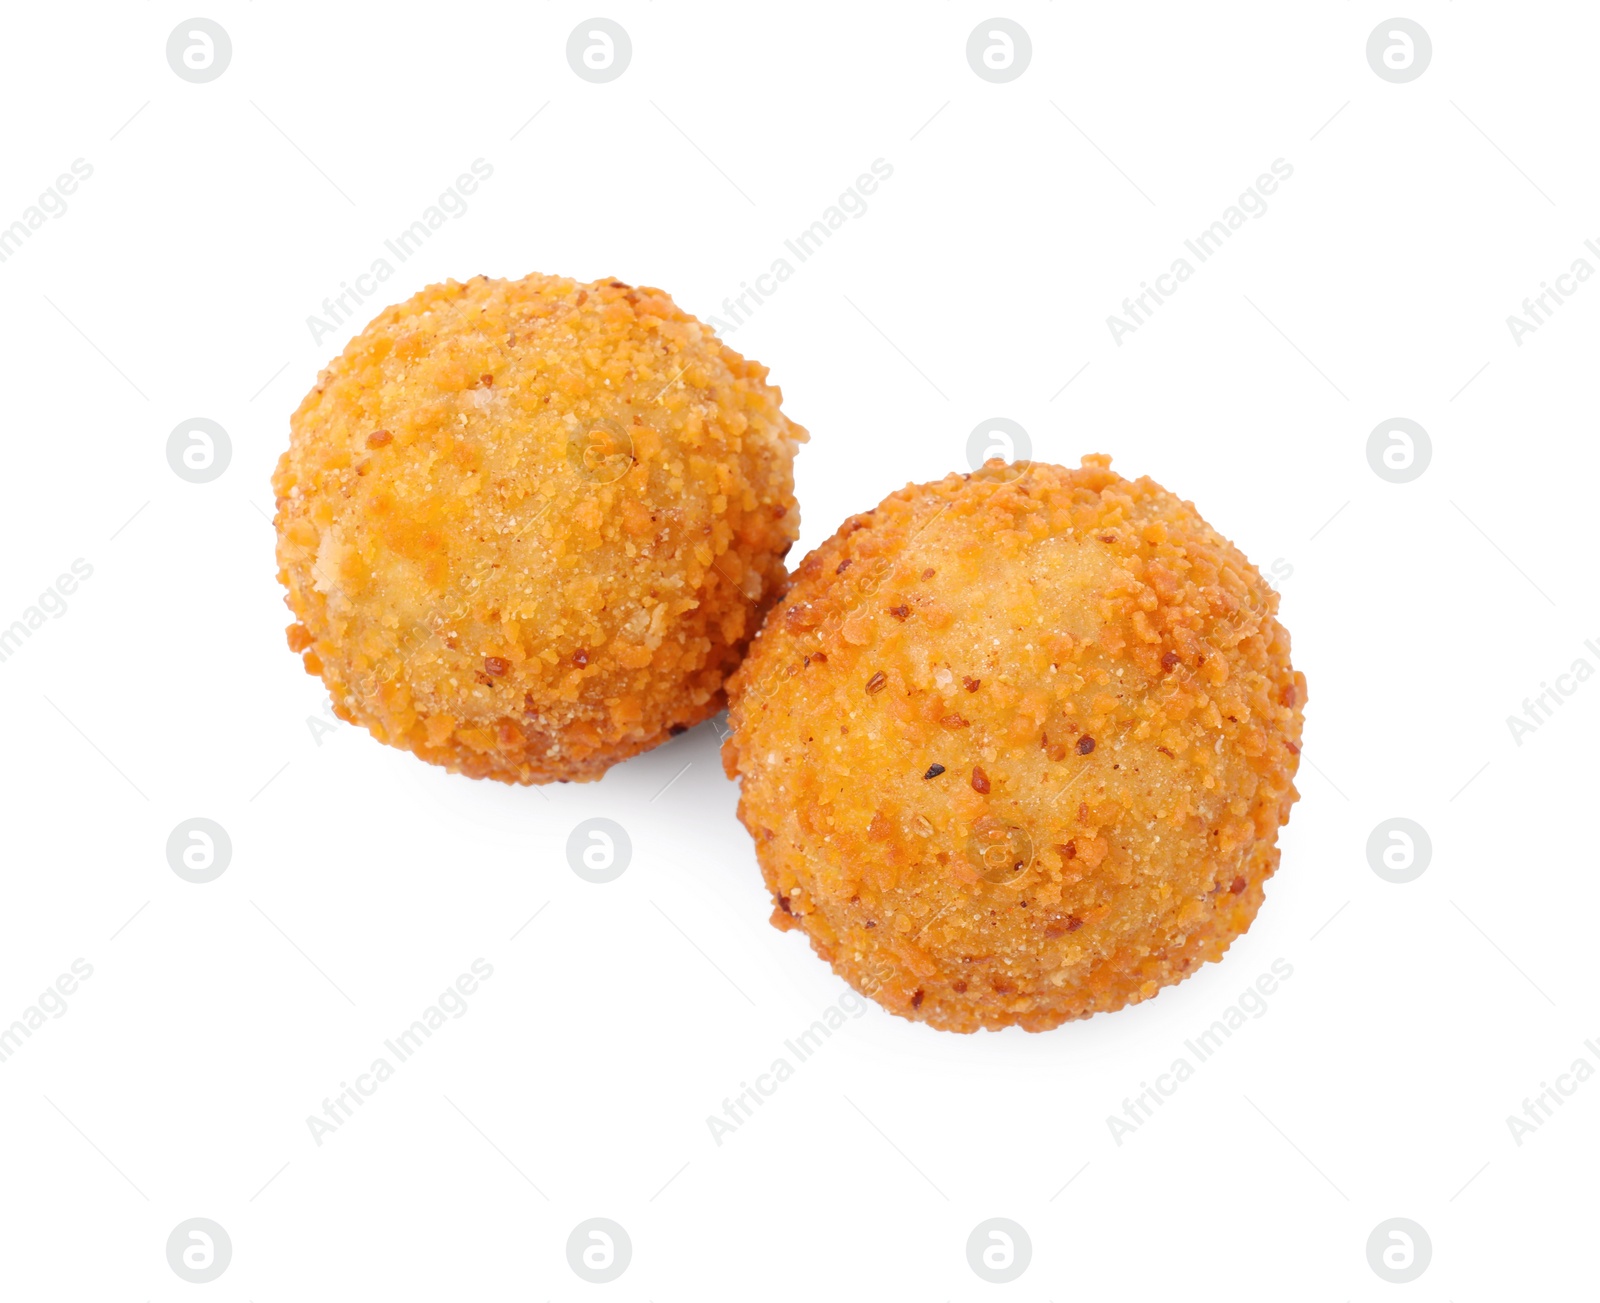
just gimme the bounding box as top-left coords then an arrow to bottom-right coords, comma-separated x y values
722,456 -> 1304,1032
274,273 -> 805,783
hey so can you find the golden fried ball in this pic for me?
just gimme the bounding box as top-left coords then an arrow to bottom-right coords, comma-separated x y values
274,273 -> 805,783
722,457 -> 1304,1032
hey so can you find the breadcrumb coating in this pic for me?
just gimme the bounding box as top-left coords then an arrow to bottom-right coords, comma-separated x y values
274,273 -> 805,783
722,457 -> 1304,1032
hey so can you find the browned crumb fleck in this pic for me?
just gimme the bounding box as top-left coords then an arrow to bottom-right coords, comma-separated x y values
483,656 -> 509,677
971,766 -> 990,794
365,429 -> 392,448
963,676 -> 980,692
888,604 -> 910,621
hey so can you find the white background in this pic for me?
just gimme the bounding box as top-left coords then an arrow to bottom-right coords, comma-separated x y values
1,2 -> 1595,1298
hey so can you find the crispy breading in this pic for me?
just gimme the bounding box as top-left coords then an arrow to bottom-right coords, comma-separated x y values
723,457 -> 1303,1032
274,273 -> 805,783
